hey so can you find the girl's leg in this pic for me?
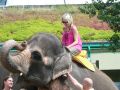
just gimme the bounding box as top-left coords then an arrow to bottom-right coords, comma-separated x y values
68,47 -> 80,56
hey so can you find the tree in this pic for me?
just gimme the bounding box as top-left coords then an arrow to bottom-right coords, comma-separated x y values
79,0 -> 120,51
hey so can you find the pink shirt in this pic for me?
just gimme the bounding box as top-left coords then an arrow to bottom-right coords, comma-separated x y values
62,25 -> 82,52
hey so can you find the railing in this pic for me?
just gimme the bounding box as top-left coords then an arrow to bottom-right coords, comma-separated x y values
0,41 -> 111,59
82,41 -> 110,60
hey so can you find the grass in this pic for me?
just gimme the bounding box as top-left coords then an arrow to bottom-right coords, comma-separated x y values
0,7 -> 117,42
79,27 -> 114,41
0,19 -> 61,41
0,18 -> 115,42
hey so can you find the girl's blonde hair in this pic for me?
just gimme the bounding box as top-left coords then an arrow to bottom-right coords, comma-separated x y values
62,13 -> 73,25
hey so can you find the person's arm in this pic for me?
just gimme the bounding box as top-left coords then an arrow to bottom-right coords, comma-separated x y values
67,73 -> 83,90
61,27 -> 68,46
67,25 -> 79,48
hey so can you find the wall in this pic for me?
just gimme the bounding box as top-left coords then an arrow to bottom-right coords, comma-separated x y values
90,51 -> 120,70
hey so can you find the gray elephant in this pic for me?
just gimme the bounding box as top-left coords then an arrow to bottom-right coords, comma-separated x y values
0,33 -> 118,90
0,61 -> 39,90
0,64 -> 10,90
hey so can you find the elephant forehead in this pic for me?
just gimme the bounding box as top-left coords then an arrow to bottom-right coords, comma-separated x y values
43,57 -> 53,65
29,35 -> 63,53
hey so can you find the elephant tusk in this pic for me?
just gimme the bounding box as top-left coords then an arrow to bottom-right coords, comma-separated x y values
20,72 -> 23,76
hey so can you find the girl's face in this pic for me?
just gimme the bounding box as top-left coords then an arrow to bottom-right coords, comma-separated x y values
4,77 -> 13,88
62,19 -> 71,27
62,20 -> 68,26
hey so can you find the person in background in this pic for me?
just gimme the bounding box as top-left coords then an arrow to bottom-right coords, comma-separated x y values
67,73 -> 94,90
2,75 -> 13,90
61,13 -> 82,56
82,78 -> 94,90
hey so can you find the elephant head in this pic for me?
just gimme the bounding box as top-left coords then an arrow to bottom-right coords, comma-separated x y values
0,33 -> 72,87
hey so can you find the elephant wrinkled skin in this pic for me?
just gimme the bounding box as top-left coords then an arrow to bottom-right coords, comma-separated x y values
0,33 -> 118,90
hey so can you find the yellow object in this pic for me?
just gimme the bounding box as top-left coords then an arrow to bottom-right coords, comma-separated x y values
78,50 -> 87,58
73,50 -> 95,72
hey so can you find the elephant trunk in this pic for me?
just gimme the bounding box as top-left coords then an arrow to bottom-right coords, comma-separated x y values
0,40 -> 29,73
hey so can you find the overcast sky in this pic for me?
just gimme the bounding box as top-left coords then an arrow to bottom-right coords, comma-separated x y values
6,0 -> 95,6
5,0 -> 119,6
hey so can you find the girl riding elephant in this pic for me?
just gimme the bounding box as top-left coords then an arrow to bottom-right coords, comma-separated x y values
61,13 -> 82,56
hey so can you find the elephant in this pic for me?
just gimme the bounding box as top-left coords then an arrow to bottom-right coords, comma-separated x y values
0,63 -> 38,90
0,63 -> 10,90
0,32 -> 118,90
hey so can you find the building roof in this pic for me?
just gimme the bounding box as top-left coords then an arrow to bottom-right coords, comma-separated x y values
0,0 -> 7,5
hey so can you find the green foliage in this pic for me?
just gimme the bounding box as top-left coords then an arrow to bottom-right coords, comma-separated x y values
0,19 -> 115,42
0,19 -> 62,41
79,0 -> 120,32
0,9 -> 118,42
109,33 -> 120,52
78,26 -> 113,40
79,0 -> 120,51
93,0 -> 120,32
78,4 -> 96,17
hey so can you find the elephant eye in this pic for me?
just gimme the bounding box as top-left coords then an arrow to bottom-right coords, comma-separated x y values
31,51 -> 42,61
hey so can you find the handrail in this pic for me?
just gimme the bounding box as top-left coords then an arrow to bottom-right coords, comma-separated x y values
82,41 -> 110,60
0,41 -> 111,60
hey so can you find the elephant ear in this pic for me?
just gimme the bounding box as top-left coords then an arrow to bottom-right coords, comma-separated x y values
52,49 -> 72,80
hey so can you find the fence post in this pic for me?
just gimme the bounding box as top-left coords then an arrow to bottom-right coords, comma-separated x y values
96,60 -> 99,69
